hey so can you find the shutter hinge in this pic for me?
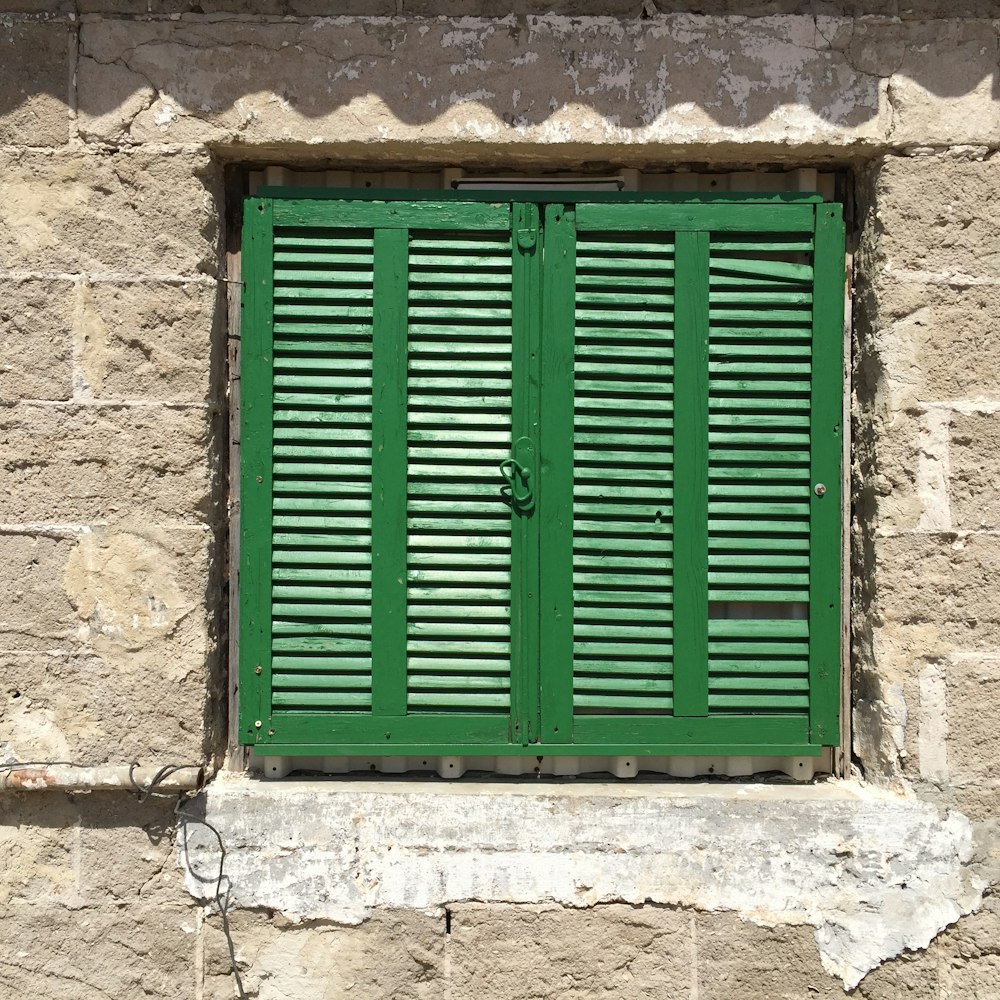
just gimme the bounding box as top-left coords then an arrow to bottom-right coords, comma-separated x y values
515,204 -> 540,251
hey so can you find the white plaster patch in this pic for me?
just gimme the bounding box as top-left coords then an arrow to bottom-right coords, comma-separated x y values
179,779 -> 986,990
918,661 -> 950,783
916,408 -> 953,531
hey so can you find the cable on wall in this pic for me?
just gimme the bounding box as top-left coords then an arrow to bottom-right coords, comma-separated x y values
1,759 -> 247,1000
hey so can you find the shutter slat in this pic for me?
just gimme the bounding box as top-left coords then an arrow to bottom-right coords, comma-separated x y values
572,229 -> 675,716
404,229 -> 514,716
703,235 -> 818,719
264,229 -> 375,713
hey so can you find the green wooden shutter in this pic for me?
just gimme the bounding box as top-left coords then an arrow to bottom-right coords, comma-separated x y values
242,194 -> 842,758
240,199 -> 531,752
542,202 -> 842,755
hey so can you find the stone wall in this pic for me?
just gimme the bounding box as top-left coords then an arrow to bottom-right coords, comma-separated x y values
1,4 -> 999,997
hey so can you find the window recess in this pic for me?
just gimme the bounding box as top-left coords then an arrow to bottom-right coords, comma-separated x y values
238,191 -> 844,761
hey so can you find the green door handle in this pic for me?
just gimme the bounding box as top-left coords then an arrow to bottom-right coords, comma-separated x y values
500,444 -> 535,512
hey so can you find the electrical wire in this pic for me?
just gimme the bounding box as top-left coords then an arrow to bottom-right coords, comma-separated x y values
174,794 -> 248,1000
128,763 -> 249,1000
2,758 -> 246,1000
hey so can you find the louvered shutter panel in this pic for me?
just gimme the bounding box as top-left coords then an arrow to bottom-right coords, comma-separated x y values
242,194 -> 842,758
405,228 -> 515,716
543,202 -> 842,754
240,199 -> 525,752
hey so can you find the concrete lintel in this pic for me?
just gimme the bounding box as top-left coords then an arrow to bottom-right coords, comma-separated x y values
179,776 -> 988,990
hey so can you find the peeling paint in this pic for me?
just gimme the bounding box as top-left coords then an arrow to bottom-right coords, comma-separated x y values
180,779 -> 989,990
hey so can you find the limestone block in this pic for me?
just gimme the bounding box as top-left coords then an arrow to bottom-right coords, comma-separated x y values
0,149 -> 220,276
870,410 -> 923,534
445,903 -> 691,999
853,949 -> 941,1000
0,278 -> 74,402
944,654 -> 1000,787
874,157 -> 1000,282
946,953 -> 1000,998
202,910 -> 445,1000
0,526 -> 215,762
0,793 -> 182,906
73,280 -> 220,403
0,900 -> 196,999
695,913 -> 842,1000
0,535 -> 77,653
78,793 -> 188,903
950,412 -> 1000,531
0,20 -> 70,147
852,19 -> 1000,147
77,0 -> 392,11
935,891 -> 1000,958
63,525 -> 214,664
0,403 -> 212,522
1,647 -> 211,764
75,15 -> 887,153
0,795 -> 77,908
0,2 -> 72,11
951,787 -> 1000,822
874,282 -> 1000,411
877,534 -> 1000,637
405,0 -> 640,12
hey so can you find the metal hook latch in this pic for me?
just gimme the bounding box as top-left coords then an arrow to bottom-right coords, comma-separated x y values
499,437 -> 535,513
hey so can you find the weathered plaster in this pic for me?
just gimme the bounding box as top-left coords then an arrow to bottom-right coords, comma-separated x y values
66,14 -> 1000,157
180,777 -> 991,990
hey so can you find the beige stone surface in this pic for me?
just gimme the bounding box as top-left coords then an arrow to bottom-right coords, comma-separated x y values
944,654 -> 1000,788
0,279 -> 74,403
203,909 -> 446,1000
946,954 -> 1000,999
0,534 -> 77,652
878,534 -> 1000,633
0,149 -> 221,276
0,403 -> 212,522
0,794 -> 196,998
875,156 -> 1000,282
869,409 -> 924,534
855,949 -> 942,1000
445,903 -> 692,999
951,412 -> 1000,532
864,19 -> 1000,147
0,20 -> 70,147
0,526 -> 215,762
875,282 -> 1000,411
0,876 -> 195,999
74,280 -> 220,403
695,913 -> 841,1000
6,0 -> 996,13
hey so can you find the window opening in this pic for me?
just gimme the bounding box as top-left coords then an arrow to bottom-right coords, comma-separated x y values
231,169 -> 846,780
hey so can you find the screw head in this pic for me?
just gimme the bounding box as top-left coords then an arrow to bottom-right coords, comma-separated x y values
814,483 -> 827,497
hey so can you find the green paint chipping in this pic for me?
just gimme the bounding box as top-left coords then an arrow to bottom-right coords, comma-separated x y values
239,194 -> 845,756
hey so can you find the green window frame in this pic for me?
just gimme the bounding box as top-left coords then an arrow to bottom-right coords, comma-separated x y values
238,191 -> 844,759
